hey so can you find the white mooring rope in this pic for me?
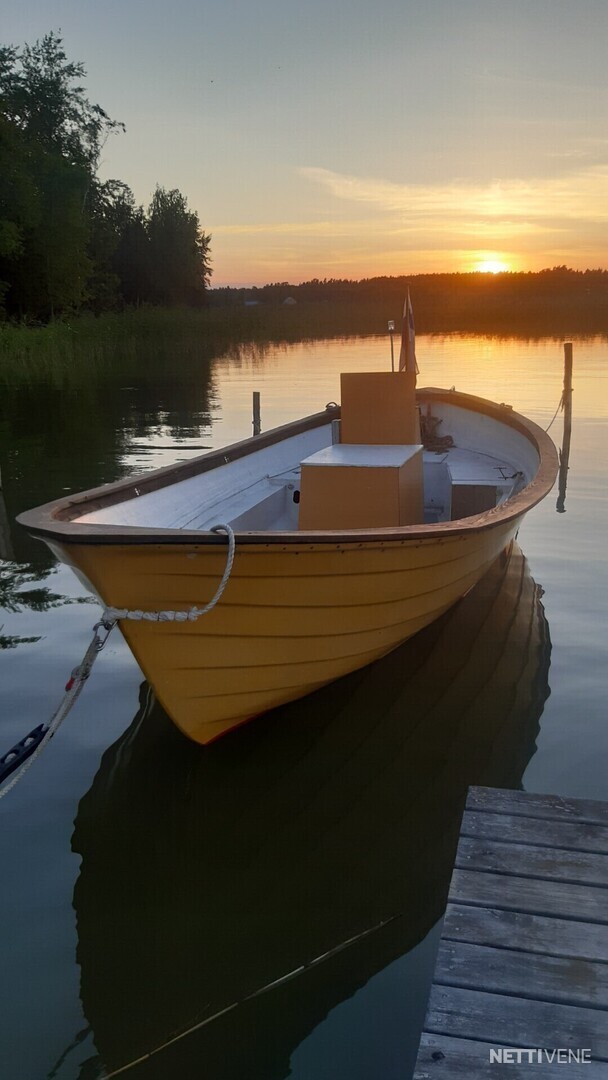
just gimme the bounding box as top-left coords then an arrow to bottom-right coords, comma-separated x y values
102,524 -> 236,623
0,525 -> 235,800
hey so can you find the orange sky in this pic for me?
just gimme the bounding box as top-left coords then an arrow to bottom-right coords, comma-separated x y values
6,1 -> 608,285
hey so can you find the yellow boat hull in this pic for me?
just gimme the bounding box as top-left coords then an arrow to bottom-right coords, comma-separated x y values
60,519 -> 521,743
22,388 -> 558,744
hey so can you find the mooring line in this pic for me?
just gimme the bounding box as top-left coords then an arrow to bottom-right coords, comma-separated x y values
101,911 -> 403,1078
0,526 -> 235,800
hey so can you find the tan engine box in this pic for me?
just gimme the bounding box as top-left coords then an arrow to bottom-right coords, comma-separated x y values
340,371 -> 419,444
298,443 -> 423,530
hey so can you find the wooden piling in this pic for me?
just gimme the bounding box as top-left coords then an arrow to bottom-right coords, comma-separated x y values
557,342 -> 573,513
252,391 -> 261,436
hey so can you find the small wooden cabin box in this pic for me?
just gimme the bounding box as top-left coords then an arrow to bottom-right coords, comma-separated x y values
298,444 -> 423,530
339,371 -> 419,444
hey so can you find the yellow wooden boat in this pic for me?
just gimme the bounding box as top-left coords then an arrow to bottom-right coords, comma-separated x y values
18,369 -> 558,744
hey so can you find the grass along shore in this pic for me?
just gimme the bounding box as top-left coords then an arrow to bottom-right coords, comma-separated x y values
0,303 -> 392,384
1,298 -> 606,385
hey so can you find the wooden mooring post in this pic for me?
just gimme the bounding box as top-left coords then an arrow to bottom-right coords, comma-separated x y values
252,391 -> 261,436
557,341 -> 573,513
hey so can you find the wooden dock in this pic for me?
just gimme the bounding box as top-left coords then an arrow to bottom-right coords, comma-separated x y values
414,786 -> 608,1078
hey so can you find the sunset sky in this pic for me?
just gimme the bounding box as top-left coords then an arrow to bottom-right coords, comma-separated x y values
6,0 -> 608,285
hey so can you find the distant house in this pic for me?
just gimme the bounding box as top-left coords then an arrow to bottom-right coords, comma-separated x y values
283,296 -> 297,305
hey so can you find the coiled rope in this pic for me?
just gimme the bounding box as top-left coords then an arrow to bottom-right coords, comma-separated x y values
0,525 -> 235,800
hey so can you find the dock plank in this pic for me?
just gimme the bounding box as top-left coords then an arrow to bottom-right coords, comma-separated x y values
460,810 -> 608,855
467,787 -> 608,826
442,904 -> 608,963
414,1035 -> 606,1079
425,985 -> 608,1059
455,836 -> 608,887
435,939 -> 608,1010
450,868 -> 608,924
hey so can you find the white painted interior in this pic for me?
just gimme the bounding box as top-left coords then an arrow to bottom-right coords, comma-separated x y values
74,401 -> 540,532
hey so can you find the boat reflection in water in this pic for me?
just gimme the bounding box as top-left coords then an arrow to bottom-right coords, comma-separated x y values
72,543 -> 551,1080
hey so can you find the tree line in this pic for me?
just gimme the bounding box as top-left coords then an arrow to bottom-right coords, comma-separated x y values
212,267 -> 608,332
0,33 -> 211,322
214,267 -> 608,310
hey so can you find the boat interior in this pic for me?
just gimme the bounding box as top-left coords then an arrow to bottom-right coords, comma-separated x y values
74,382 -> 538,534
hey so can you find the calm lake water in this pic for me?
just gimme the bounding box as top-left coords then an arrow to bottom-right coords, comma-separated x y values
1,332 -> 607,1080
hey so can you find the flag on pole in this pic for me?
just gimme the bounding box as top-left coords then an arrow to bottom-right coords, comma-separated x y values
398,288 -> 418,375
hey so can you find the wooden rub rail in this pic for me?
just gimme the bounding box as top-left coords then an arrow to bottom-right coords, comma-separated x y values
414,786 -> 608,1078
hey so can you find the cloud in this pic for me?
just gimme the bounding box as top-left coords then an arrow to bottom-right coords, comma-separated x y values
213,220 -> 379,237
299,165 -> 608,227
211,164 -> 608,282
548,137 -> 608,164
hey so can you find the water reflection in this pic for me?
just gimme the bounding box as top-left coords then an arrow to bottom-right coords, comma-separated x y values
0,482 -> 13,560
0,357 -> 216,566
556,431 -> 571,514
556,395 -> 573,515
0,561 -> 93,650
71,544 -> 551,1080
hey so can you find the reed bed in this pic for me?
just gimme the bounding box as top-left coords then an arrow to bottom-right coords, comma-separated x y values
2,298 -> 606,386
0,303 -> 392,386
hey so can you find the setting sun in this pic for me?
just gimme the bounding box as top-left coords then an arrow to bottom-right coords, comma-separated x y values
474,259 -> 510,274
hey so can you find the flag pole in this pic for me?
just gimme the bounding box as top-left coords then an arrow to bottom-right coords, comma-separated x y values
398,287 -> 417,377
388,320 -> 395,371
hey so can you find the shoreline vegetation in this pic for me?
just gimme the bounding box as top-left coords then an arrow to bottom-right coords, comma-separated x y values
1,268 -> 608,384
1,33 -> 210,325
